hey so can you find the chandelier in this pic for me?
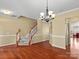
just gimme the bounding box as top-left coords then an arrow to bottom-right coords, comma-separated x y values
40,0 -> 55,22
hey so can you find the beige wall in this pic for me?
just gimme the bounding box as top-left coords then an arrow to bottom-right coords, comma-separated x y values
0,15 -> 36,46
32,20 -> 43,43
42,22 -> 50,40
32,20 -> 50,43
50,8 -> 79,49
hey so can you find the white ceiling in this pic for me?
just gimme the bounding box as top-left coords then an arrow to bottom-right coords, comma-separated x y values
0,0 -> 79,19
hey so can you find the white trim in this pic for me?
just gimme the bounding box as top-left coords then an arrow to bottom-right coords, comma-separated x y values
0,43 -> 16,47
0,35 -> 16,36
50,43 -> 66,49
32,39 -> 48,44
52,35 -> 65,38
57,8 -> 79,16
50,34 -> 66,49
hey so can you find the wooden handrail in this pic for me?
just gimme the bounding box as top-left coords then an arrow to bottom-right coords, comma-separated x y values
29,22 -> 37,33
29,23 -> 37,45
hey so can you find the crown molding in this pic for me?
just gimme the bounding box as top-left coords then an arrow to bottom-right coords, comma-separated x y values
56,8 -> 79,16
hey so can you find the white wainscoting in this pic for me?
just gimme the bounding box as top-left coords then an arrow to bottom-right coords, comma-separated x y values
32,34 -> 49,44
50,35 -> 66,49
0,35 -> 16,47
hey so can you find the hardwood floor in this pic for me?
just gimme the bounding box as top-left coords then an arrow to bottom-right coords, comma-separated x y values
0,41 -> 78,59
69,38 -> 79,59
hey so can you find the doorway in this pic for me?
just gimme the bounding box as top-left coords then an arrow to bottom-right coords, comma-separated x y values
67,20 -> 79,58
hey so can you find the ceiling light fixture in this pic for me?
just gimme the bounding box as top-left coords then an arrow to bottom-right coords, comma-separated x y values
0,9 -> 13,15
40,0 -> 55,22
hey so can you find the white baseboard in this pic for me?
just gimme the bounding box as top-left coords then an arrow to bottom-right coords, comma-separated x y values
50,42 -> 66,49
32,39 -> 49,44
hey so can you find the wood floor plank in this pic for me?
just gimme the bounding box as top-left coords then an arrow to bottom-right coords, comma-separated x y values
0,41 -> 78,59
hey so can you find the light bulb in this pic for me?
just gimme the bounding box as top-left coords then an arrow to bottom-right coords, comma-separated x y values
52,14 -> 55,18
0,9 -> 13,15
48,11 -> 53,15
40,12 -> 44,16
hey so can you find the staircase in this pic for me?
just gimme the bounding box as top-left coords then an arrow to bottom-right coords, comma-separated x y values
16,23 -> 37,46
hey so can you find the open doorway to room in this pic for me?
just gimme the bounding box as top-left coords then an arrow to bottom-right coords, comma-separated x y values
70,21 -> 79,48
65,17 -> 79,58
69,21 -> 79,58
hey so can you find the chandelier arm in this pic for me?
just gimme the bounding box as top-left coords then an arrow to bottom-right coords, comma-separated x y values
46,0 -> 48,16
